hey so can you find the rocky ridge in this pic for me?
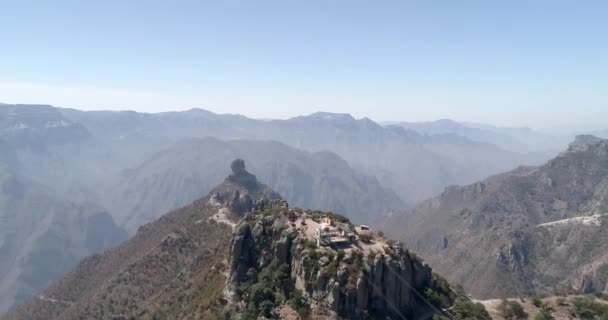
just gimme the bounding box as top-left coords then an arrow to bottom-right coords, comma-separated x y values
382,136 -> 608,299
224,199 -> 457,319
3,160 -> 485,320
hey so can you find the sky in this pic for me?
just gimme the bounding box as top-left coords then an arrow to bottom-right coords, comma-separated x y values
0,0 -> 606,128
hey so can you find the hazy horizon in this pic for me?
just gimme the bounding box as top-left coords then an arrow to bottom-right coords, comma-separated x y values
1,0 -> 607,129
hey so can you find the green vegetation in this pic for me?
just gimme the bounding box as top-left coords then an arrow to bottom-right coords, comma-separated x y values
452,299 -> 491,320
336,249 -> 345,261
498,299 -> 528,319
238,259 -> 292,319
288,289 -> 309,317
534,306 -> 554,320
307,210 -> 351,224
281,228 -> 298,239
571,296 -> 608,319
595,291 -> 608,301
424,288 -> 450,308
305,240 -> 317,250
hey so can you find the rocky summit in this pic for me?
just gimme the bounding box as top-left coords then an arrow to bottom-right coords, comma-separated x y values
3,160 -> 489,320
225,200 -> 456,319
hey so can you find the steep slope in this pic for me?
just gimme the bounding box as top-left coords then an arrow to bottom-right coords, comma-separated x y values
3,159 -> 279,320
0,169 -> 126,316
0,106 -> 127,315
107,137 -> 403,232
381,136 -> 608,298
5,160 -> 476,320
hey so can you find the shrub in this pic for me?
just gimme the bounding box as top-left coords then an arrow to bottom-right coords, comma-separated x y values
453,299 -> 491,320
571,296 -> 608,319
305,240 -> 317,250
534,306 -> 554,320
424,288 -> 449,308
258,300 -> 274,317
595,291 -> 608,301
498,299 -> 528,320
308,249 -> 319,261
289,289 -> 309,317
532,297 -> 543,308
351,250 -> 363,264
240,304 -> 258,320
249,282 -> 274,306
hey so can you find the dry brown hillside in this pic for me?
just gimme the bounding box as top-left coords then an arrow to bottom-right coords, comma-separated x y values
4,160 -> 488,320
3,159 -> 279,320
382,136 -> 608,299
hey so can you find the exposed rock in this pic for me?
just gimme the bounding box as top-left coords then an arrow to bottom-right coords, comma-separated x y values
274,237 -> 292,264
382,137 -> 608,298
319,256 -> 330,267
228,222 -> 256,287
227,158 -> 259,190
227,207 -> 455,319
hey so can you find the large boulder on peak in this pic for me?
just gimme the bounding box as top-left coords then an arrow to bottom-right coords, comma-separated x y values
227,158 -> 258,190
209,159 -> 282,217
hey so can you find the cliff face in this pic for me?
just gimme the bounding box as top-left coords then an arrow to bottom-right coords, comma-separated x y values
382,136 -> 608,298
226,200 -> 454,319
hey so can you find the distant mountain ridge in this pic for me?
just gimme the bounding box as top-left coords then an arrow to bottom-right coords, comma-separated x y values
0,103 -> 559,316
0,104 -> 90,149
58,105 -> 548,204
386,118 -> 569,153
105,137 -> 404,232
381,135 -> 608,298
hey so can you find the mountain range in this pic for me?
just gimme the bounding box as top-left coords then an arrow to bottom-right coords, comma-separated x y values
4,161 -> 471,320
381,135 -> 608,298
106,137 -> 403,232
0,103 -> 600,317
386,119 -> 569,154
58,106 -> 550,205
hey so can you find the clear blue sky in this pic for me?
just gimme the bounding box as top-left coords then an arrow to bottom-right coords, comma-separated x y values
0,0 -> 606,127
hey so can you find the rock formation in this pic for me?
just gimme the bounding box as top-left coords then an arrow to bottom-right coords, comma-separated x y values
382,136 -> 608,298
226,201 -> 455,319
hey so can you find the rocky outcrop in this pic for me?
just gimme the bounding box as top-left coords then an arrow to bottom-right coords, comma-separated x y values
227,158 -> 259,191
227,204 -> 454,319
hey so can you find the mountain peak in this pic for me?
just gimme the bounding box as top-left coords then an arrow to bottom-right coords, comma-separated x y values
569,134 -> 605,149
210,159 -> 282,216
